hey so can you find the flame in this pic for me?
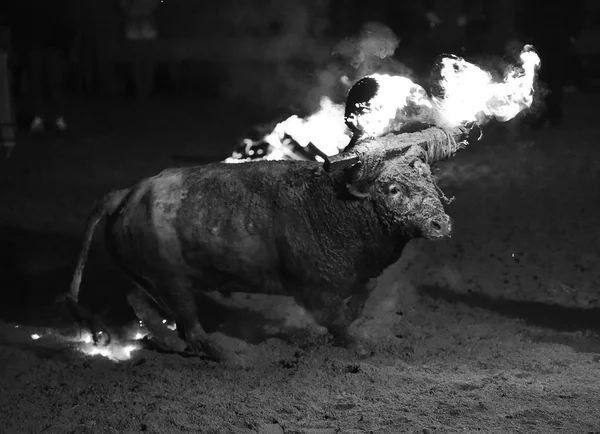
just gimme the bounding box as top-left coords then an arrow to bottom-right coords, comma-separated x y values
225,97 -> 350,163
79,343 -> 139,361
22,319 -> 179,362
25,327 -> 140,361
346,74 -> 434,137
230,45 -> 540,162
263,97 -> 350,158
435,45 -> 541,126
67,319 -> 177,361
133,320 -> 149,341
70,330 -> 140,361
347,46 -> 540,135
67,319 -> 175,361
63,329 -> 141,362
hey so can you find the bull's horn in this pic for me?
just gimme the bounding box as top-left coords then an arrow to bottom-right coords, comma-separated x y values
324,139 -> 385,181
415,123 -> 481,164
324,123 -> 482,173
323,152 -> 359,173
360,122 -> 482,165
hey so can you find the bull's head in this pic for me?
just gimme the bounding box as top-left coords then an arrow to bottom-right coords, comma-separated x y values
325,141 -> 451,240
370,158 -> 451,239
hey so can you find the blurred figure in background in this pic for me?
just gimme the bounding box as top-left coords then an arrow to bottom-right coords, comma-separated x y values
120,0 -> 160,99
0,3 -> 16,156
0,25 -> 16,157
456,0 -> 491,57
12,0 -> 75,133
515,0 -> 585,128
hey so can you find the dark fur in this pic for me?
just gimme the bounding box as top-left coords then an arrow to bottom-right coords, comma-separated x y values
69,158 -> 450,360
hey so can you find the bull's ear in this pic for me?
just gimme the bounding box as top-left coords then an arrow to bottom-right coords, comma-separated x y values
347,181 -> 372,198
345,162 -> 376,198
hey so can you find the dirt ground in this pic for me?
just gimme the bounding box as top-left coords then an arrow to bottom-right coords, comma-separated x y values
1,92 -> 599,434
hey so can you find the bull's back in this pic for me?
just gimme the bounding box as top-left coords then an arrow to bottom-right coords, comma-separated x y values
104,163 -> 319,292
105,162 -> 364,297
174,162 -> 326,294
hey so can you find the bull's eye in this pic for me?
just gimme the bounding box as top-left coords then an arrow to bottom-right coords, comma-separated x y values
388,184 -> 400,195
410,159 -> 425,175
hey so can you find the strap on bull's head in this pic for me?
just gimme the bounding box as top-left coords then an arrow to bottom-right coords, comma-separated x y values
324,139 -> 387,198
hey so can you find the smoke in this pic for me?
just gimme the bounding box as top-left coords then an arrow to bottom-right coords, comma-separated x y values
300,22 -> 414,115
219,1 -> 332,114
220,6 -> 409,115
333,22 -> 401,77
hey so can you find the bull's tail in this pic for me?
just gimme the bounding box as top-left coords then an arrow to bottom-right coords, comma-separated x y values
65,188 -> 130,346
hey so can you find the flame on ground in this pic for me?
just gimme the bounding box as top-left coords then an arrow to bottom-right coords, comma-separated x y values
24,318 -> 178,362
69,330 -> 141,362
65,319 -> 176,361
63,325 -> 148,362
27,322 -> 151,362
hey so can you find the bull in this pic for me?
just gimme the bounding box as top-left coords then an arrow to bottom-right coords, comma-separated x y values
66,139 -> 453,363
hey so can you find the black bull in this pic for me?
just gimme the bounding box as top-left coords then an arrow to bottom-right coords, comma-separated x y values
66,149 -> 452,362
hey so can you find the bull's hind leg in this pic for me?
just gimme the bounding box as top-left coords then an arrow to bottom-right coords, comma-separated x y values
127,287 -> 188,353
167,276 -> 249,364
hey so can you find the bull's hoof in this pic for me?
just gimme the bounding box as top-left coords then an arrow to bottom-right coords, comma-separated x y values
142,333 -> 188,354
350,342 -> 374,359
195,332 -> 251,367
180,346 -> 210,359
164,334 -> 189,353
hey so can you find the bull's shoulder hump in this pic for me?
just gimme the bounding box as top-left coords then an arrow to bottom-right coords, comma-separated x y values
152,167 -> 186,179
146,167 -> 186,186
181,161 -> 322,184
143,162 -> 327,201
137,168 -> 188,204
145,160 -> 323,181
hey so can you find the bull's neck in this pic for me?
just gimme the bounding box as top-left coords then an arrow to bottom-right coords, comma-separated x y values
310,169 -> 408,278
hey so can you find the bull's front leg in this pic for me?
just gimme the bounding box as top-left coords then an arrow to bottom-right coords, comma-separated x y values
306,280 -> 375,351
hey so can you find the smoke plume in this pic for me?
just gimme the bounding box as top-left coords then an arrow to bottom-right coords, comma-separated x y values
333,22 -> 401,76
304,22 -> 413,115
220,5 -> 409,115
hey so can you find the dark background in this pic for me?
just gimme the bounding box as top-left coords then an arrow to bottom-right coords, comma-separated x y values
1,0 -> 599,114
1,1 -> 600,433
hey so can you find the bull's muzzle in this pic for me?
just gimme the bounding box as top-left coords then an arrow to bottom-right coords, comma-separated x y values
426,214 -> 452,239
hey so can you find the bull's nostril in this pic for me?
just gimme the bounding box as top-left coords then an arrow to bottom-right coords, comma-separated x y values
431,221 -> 442,231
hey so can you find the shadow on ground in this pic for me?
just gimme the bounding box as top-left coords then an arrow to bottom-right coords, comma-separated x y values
419,284 -> 600,334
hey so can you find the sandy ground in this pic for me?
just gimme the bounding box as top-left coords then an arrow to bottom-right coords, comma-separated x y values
1,92 -> 599,434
